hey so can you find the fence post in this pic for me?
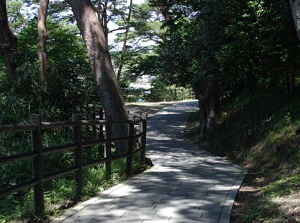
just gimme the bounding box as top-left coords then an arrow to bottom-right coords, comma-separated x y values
138,114 -> 142,148
140,117 -> 147,164
72,114 -> 83,201
99,107 -> 104,138
105,122 -> 112,178
98,107 -> 104,157
92,104 -> 96,138
31,114 -> 44,216
126,121 -> 134,175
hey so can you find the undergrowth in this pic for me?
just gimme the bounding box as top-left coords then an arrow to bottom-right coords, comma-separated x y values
185,85 -> 300,222
0,154 -> 148,223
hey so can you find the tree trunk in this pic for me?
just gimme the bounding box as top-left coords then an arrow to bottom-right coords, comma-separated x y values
0,0 -> 18,76
271,55 -> 277,85
283,63 -> 295,99
199,99 -> 208,137
192,79 -> 220,137
68,0 -> 129,151
290,0 -> 300,43
284,67 -> 291,98
288,62 -> 296,98
102,0 -> 109,41
117,0 -> 133,81
159,4 -> 173,28
38,0 -> 49,88
156,0 -> 174,30
192,85 -> 207,137
246,67 -> 253,93
290,65 -> 295,96
246,42 -> 255,93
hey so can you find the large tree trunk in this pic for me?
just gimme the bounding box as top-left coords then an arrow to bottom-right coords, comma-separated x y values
0,0 -> 18,76
271,55 -> 277,85
117,0 -> 133,81
284,62 -> 296,99
193,79 -> 220,137
290,0 -> 300,43
38,0 -> 49,88
284,68 -> 291,98
68,0 -> 129,151
289,62 -> 296,96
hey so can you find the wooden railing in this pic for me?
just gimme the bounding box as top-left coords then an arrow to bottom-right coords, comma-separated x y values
0,113 -> 147,215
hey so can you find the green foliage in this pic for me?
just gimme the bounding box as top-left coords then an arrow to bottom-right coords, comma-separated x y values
144,0 -> 300,100
189,85 -> 300,162
242,172 -> 300,222
0,2 -> 155,222
0,153 -> 148,223
0,14 -> 101,223
111,2 -> 165,81
151,78 -> 166,89
114,2 -> 164,44
7,0 -> 30,32
0,19 -> 96,124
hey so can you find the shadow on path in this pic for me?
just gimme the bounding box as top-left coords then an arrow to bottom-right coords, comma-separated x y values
52,101 -> 247,223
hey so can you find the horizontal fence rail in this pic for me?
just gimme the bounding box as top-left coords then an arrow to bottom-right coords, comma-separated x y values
0,111 -> 147,216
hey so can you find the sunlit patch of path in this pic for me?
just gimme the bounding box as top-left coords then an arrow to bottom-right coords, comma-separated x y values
52,101 -> 247,223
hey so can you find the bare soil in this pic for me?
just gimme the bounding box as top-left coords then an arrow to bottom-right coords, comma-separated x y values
230,170 -> 265,223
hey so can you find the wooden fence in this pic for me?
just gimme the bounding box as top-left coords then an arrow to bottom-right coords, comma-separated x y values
123,88 -> 195,102
0,112 -> 147,215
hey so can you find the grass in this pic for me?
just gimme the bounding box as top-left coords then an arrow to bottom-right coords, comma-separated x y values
240,169 -> 300,222
0,153 -> 150,223
185,84 -> 300,222
0,101 -> 170,223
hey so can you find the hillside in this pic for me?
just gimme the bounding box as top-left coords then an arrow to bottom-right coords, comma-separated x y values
185,85 -> 300,222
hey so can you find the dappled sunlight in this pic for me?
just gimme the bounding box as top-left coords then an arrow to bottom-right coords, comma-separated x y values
272,192 -> 300,222
52,101 -> 245,223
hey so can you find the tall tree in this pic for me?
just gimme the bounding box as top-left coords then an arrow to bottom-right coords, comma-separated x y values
290,0 -> 300,43
38,0 -> 49,87
110,2 -> 166,83
68,0 -> 129,142
153,0 -> 223,136
0,0 -> 18,76
117,0 -> 133,81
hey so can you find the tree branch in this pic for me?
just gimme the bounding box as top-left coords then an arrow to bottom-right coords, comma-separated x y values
108,27 -> 126,33
117,0 -> 133,81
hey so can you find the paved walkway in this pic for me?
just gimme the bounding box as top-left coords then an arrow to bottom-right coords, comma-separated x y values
52,101 -> 247,223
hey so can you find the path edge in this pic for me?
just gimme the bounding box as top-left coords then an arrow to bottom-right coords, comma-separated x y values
50,165 -> 161,223
219,170 -> 248,223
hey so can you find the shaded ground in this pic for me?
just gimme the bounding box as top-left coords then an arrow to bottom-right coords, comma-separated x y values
184,90 -> 300,223
230,171 -> 269,223
231,167 -> 300,223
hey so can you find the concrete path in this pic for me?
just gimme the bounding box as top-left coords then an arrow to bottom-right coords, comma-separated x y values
52,101 -> 247,223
